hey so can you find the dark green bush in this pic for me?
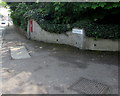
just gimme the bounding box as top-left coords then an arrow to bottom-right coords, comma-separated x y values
85,23 -> 120,39
8,2 -> 120,40
33,18 -> 120,39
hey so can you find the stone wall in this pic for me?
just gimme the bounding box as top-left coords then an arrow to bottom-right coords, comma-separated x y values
27,20 -> 119,51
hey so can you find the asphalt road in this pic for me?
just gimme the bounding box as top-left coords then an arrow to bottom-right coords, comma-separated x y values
1,25 -> 119,94
0,24 -> 6,95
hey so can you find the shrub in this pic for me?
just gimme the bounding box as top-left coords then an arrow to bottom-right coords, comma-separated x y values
8,2 -> 120,40
36,19 -> 120,39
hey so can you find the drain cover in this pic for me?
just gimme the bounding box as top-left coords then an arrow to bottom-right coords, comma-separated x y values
69,78 -> 109,94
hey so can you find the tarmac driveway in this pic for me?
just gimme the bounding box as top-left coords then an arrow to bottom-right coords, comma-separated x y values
1,25 -> 118,94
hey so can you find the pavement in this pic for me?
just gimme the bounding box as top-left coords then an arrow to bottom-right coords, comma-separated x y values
0,25 -> 119,94
10,46 -> 31,60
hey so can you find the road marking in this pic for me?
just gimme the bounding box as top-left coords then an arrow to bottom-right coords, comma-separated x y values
10,46 -> 31,59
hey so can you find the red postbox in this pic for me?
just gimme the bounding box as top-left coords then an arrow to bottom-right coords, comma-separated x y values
29,19 -> 33,32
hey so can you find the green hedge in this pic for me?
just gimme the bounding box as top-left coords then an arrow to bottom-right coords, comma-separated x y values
34,18 -> 120,39
9,2 -> 120,40
85,23 -> 120,39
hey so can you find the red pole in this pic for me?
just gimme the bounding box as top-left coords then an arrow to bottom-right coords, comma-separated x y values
29,19 -> 33,32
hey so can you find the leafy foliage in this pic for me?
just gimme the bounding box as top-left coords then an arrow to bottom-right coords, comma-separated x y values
0,0 -> 7,7
7,2 -> 120,39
